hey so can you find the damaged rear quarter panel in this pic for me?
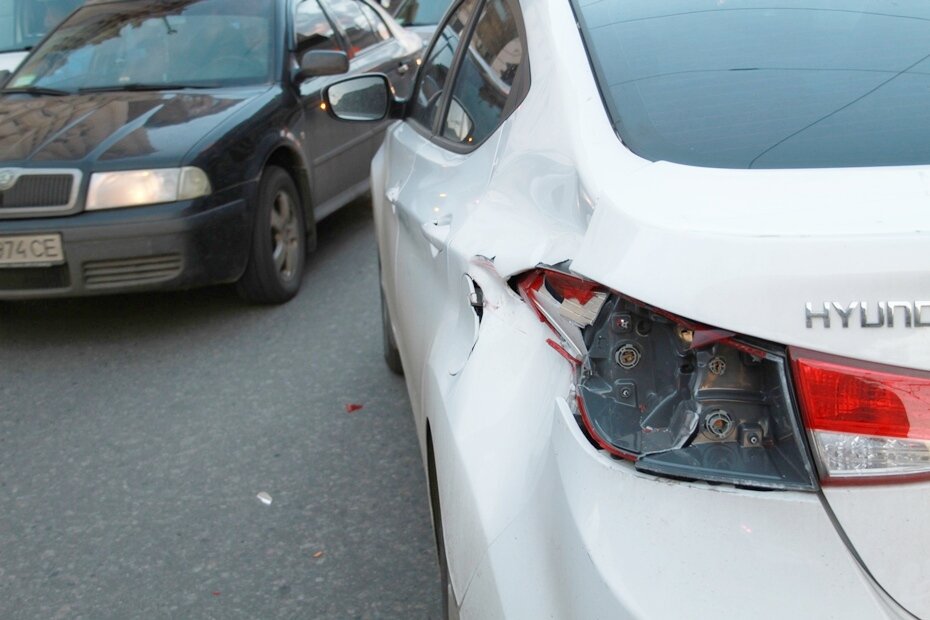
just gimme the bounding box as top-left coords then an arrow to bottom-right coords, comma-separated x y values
421,264 -> 575,601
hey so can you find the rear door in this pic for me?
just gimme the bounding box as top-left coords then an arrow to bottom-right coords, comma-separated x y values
377,0 -> 529,600
378,0 -> 528,432
377,0 -> 478,428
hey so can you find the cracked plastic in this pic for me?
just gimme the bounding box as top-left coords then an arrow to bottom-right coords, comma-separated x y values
580,296 -> 816,489
522,269 -> 817,490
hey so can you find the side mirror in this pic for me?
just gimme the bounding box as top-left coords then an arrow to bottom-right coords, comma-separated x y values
296,50 -> 349,82
323,74 -> 401,122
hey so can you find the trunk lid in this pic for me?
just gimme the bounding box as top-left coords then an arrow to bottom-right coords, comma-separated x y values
571,160 -> 930,617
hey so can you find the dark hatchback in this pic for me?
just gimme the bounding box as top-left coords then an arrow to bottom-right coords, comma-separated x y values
0,0 -> 421,302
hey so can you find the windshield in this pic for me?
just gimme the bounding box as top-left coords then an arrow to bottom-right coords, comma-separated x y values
575,0 -> 930,169
0,0 -> 83,53
7,0 -> 274,92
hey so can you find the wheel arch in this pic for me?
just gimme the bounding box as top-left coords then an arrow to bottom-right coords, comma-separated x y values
426,422 -> 442,545
262,145 -> 317,251
427,421 -> 456,616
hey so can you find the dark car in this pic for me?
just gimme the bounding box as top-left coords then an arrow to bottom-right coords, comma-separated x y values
385,0 -> 452,41
0,0 -> 421,303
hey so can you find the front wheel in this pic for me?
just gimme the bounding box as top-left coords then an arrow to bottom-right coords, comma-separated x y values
236,166 -> 306,304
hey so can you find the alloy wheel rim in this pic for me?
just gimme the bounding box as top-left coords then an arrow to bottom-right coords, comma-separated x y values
270,191 -> 300,282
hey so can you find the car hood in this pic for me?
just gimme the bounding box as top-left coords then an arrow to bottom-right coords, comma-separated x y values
0,88 -> 266,168
570,159 -> 930,619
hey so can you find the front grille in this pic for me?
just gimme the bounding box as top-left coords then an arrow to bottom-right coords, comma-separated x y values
0,174 -> 74,209
82,254 -> 183,290
0,265 -> 70,290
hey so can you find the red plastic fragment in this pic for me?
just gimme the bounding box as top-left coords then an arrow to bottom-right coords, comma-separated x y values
546,338 -> 581,365
345,403 -> 364,413
543,270 -> 599,304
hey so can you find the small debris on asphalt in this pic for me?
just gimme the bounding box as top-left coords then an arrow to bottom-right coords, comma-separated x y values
256,492 -> 273,505
312,551 -> 325,559
344,403 -> 364,413
212,592 -> 221,597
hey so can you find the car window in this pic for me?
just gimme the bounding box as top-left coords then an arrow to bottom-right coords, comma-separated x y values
358,2 -> 390,42
440,0 -> 524,146
0,0 -> 85,54
390,0 -> 453,28
321,0 -> 380,57
574,0 -> 930,169
295,0 -> 340,52
407,0 -> 477,130
10,0 -> 274,90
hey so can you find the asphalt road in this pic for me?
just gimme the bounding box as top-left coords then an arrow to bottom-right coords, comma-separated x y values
0,199 -> 441,619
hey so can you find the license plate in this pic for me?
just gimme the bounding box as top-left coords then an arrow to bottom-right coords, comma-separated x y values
0,234 -> 65,267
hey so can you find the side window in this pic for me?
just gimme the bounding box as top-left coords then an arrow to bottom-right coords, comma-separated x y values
408,0 -> 478,130
295,0 -> 340,52
391,0 -> 454,29
322,0 -> 381,56
441,0 -> 525,146
358,3 -> 391,42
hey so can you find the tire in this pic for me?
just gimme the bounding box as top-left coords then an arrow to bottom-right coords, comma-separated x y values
236,166 -> 306,304
381,282 -> 404,375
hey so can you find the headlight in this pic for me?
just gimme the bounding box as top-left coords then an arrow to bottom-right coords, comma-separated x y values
85,167 -> 211,211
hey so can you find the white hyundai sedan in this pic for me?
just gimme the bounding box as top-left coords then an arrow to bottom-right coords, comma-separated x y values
323,0 -> 930,617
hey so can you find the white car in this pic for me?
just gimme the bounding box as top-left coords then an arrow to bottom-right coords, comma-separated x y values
324,0 -> 930,617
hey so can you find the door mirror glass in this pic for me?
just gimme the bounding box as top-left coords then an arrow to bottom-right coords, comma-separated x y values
324,75 -> 390,121
297,50 -> 349,82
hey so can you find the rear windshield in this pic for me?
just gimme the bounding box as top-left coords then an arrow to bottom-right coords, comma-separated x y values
574,0 -> 930,169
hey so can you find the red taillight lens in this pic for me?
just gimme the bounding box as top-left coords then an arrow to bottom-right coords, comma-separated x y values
792,350 -> 930,483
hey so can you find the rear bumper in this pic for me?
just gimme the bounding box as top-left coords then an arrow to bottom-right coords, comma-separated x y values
0,196 -> 251,299
459,398 -> 910,619
424,282 -> 912,619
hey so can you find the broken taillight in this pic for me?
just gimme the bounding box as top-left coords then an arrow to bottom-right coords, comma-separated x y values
792,351 -> 930,483
518,268 -> 818,491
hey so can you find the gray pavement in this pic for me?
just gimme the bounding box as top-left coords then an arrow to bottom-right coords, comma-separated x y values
0,199 -> 441,619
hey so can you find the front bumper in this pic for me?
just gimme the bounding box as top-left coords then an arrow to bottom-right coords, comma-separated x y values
0,196 -> 251,299
424,281 -> 911,619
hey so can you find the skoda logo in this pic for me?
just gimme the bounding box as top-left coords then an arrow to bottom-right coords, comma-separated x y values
0,169 -> 17,191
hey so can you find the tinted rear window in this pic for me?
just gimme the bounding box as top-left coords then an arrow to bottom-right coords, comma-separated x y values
575,0 -> 930,168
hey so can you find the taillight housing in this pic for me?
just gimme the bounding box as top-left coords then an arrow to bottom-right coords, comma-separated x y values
519,268 -> 819,491
792,351 -> 930,483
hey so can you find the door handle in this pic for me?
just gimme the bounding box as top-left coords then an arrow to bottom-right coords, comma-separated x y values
421,214 -> 452,255
398,62 -> 410,75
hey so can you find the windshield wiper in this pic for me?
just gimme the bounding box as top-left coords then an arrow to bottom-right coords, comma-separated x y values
1,85 -> 72,96
78,83 -> 222,93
